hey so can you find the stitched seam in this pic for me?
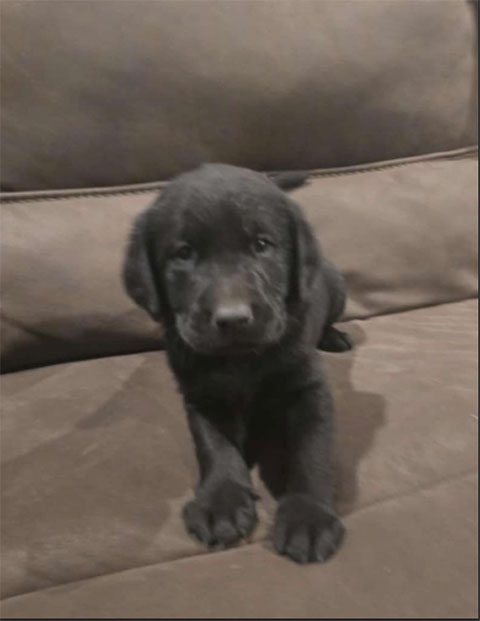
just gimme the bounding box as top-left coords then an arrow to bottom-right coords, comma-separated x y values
1,146 -> 477,204
307,145 -> 478,179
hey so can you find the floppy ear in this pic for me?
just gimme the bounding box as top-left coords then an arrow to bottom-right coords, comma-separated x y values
122,209 -> 162,321
288,201 -> 321,304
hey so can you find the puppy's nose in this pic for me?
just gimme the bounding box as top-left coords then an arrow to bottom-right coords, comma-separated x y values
213,303 -> 253,330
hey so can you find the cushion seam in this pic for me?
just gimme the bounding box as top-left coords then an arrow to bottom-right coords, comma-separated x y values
1,146 -> 477,204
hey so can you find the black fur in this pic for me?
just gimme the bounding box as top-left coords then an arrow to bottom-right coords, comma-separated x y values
123,164 -> 350,563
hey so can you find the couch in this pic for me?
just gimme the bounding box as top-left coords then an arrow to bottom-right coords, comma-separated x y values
1,1 -> 477,618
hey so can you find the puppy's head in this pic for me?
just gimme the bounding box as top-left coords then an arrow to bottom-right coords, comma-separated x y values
123,164 -> 319,355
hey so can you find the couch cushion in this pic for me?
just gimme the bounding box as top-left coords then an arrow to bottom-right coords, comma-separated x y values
1,300 -> 477,605
2,473 -> 476,619
1,0 -> 477,190
1,152 -> 477,372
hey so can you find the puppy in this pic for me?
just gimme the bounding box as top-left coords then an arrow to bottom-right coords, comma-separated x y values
123,163 -> 351,563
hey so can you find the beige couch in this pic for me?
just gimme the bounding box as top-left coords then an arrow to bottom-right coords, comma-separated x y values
1,1 -> 477,618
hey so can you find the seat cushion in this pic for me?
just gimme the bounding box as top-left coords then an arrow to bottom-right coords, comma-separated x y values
2,473 -> 476,619
1,151 -> 477,372
1,299 -> 477,617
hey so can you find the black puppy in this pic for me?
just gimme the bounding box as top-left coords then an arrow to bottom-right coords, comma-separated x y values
123,164 -> 351,564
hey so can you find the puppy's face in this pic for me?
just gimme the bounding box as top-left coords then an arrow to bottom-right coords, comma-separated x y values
124,164 -> 318,355
164,195 -> 291,354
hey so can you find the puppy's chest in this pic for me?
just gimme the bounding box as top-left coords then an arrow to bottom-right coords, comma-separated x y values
186,360 -> 305,420
184,362 -> 269,414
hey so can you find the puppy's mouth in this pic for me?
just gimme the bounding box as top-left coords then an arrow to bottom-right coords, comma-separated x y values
208,342 -> 263,356
184,337 -> 265,356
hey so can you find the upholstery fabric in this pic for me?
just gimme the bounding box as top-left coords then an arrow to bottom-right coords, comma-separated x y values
0,1 -> 477,617
1,300 -> 477,616
2,474 -> 477,619
2,152 -> 477,372
1,0 -> 477,190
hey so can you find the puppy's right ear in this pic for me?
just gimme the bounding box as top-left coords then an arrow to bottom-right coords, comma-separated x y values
122,209 -> 162,321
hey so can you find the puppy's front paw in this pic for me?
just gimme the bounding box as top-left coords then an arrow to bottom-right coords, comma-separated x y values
273,494 -> 344,563
183,480 -> 258,548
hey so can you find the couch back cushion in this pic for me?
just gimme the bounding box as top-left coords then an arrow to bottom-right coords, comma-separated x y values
1,0 -> 477,190
1,152 -> 477,372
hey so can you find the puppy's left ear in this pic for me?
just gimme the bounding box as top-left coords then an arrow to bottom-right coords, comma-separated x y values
288,201 -> 321,304
122,209 -> 162,321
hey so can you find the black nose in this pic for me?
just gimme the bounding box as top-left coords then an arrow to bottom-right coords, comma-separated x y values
213,303 -> 254,330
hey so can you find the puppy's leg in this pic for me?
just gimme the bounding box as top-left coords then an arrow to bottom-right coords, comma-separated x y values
272,360 -> 345,564
183,407 -> 258,548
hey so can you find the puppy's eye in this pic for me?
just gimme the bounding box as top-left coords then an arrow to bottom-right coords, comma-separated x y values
172,243 -> 194,261
252,236 -> 274,254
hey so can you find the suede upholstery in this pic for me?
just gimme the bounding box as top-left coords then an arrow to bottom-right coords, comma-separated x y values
0,0 -> 478,618
1,301 -> 477,617
1,153 -> 477,372
1,0 -> 477,190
